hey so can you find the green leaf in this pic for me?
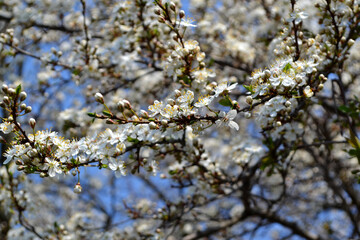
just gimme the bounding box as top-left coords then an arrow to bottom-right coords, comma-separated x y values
127,136 -> 139,143
282,62 -> 292,73
15,84 -> 21,95
102,110 -> 112,117
346,130 -> 360,149
72,68 -> 81,76
99,164 -> 108,169
338,105 -> 351,113
87,112 -> 96,117
219,98 -> 232,107
243,85 -> 253,93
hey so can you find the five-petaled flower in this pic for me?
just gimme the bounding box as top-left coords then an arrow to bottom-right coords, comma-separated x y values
215,110 -> 239,131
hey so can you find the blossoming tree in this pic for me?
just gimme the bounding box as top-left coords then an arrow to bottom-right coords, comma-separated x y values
0,0 -> 359,239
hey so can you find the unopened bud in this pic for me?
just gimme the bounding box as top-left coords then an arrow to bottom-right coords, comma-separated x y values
25,106 -> 32,113
122,99 -> 131,109
158,17 -> 165,23
318,83 -> 324,91
161,119 -> 168,126
8,88 -> 15,97
7,116 -> 13,122
285,101 -> 291,107
340,36 -> 346,44
19,91 -> 27,101
154,8 -> 161,15
298,31 -> 303,39
29,148 -> 38,157
140,110 -> 149,119
244,112 -> 251,119
275,121 -> 282,127
179,10 -> 185,19
348,39 -> 355,47
29,118 -> 36,128
170,2 -> 176,11
40,172 -> 47,178
149,122 -> 158,129
15,159 -> 22,165
285,46 -> 291,54
2,84 -> 8,93
245,96 -> 253,105
117,101 -> 125,112
73,183 -> 82,194
174,89 -> 181,98
20,103 -> 26,110
71,170 -> 77,176
3,96 -> 10,105
106,119 -> 115,124
94,93 -> 104,104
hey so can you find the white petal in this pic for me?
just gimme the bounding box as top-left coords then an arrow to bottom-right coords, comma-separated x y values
227,110 -> 237,119
228,121 -> 239,131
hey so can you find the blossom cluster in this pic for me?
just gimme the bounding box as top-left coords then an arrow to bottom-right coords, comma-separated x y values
246,56 -> 326,141
1,80 -> 241,182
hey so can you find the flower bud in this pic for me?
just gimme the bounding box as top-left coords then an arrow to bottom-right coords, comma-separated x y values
25,106 -> 32,113
174,89 -> 181,98
3,96 -> 10,105
8,88 -> 15,97
285,46 -> 291,54
71,170 -> 77,176
154,8 -> 161,15
340,36 -> 346,44
149,122 -> 158,129
275,121 -> 282,127
245,96 -> 253,105
161,119 -> 168,126
29,148 -> 38,157
94,93 -> 104,104
264,70 -> 271,79
140,110 -> 149,119
20,103 -> 26,110
19,91 -> 27,101
285,101 -> 291,107
170,2 -> 176,11
106,119 -> 115,124
179,10 -> 185,19
40,172 -> 47,178
2,84 -> 8,94
73,183 -> 82,194
348,39 -> 355,47
318,83 -> 324,91
122,99 -> 131,109
7,116 -> 13,122
117,100 -> 125,112
29,118 -> 36,129
158,16 -> 165,23
244,112 -> 251,119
